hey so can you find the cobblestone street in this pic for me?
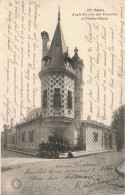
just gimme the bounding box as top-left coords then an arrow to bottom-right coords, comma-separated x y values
1,151 -> 125,195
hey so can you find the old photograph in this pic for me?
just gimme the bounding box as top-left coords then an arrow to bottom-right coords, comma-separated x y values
0,0 -> 125,194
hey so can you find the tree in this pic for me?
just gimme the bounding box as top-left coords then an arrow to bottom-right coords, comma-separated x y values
111,105 -> 125,150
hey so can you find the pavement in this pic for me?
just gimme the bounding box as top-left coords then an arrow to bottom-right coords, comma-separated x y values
1,158 -> 57,168
1,151 -> 125,195
60,149 -> 116,158
1,148 -> 117,168
116,162 -> 125,177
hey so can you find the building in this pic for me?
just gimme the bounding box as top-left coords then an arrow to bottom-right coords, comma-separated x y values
3,9 -> 116,155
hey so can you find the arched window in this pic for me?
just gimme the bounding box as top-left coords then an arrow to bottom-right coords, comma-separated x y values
67,90 -> 72,109
54,88 -> 61,107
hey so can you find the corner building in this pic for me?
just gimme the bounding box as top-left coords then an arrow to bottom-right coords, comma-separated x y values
3,10 -> 116,154
38,9 -> 84,149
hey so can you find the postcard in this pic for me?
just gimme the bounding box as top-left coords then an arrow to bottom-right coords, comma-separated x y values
0,0 -> 125,195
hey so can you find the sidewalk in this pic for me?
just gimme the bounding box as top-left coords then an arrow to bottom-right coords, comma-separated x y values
116,162 -> 125,177
60,149 -> 116,158
5,148 -> 115,159
1,148 -> 116,168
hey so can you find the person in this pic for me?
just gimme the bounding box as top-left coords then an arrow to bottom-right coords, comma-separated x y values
68,150 -> 73,158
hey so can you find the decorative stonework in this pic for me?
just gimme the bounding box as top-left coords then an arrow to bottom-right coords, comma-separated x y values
41,74 -> 75,118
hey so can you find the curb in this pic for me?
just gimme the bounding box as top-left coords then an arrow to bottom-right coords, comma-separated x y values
115,162 -> 125,178
5,148 -> 37,157
4,148 -> 117,159
60,149 -> 117,159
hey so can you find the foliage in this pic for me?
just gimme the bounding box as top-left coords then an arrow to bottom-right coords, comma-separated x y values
48,132 -> 70,152
39,132 -> 70,158
111,105 -> 125,149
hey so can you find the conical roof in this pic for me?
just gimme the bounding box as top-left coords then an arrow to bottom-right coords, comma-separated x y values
47,22 -> 67,69
42,9 -> 76,76
72,47 -> 84,66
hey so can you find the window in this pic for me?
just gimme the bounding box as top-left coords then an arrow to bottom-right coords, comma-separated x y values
32,113 -> 36,118
93,132 -> 98,142
11,136 -> 15,144
43,89 -> 47,108
22,132 -> 25,142
54,88 -> 61,107
67,90 -> 72,109
29,130 -> 34,142
36,112 -> 39,117
39,112 -> 42,116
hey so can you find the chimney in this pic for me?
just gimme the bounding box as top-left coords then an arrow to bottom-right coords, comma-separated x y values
10,118 -> 14,127
41,31 -> 49,57
41,31 -> 49,68
27,107 -> 32,116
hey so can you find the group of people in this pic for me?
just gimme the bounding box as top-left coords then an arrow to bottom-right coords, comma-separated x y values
39,141 -> 67,158
39,141 -> 73,158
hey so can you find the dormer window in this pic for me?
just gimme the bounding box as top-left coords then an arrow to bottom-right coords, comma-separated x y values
43,89 -> 47,108
54,88 -> 61,108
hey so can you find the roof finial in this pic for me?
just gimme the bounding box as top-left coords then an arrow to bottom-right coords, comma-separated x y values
74,47 -> 78,54
58,6 -> 61,22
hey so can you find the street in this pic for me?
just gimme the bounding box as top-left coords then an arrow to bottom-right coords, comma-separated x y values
1,148 -> 35,158
1,151 -> 125,195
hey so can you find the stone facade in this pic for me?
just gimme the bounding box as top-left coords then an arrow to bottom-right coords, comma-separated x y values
4,125 -> 16,150
41,72 -> 75,118
83,120 -> 116,152
4,117 -> 53,154
3,117 -> 116,154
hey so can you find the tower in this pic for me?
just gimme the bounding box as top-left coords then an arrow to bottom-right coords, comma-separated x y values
72,47 -> 84,120
39,8 -> 84,148
39,8 -> 76,132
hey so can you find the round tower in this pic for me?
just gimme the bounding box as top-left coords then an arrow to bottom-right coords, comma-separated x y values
72,47 -> 84,120
39,8 -> 76,132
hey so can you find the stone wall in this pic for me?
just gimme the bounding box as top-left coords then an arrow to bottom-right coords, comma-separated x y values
64,120 -> 75,149
74,80 -> 83,120
41,72 -> 75,118
83,121 -> 116,152
5,126 -> 17,150
16,119 -> 41,153
86,125 -> 103,151
5,117 -> 53,154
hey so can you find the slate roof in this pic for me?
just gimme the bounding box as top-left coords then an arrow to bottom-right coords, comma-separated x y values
41,13 -> 76,76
